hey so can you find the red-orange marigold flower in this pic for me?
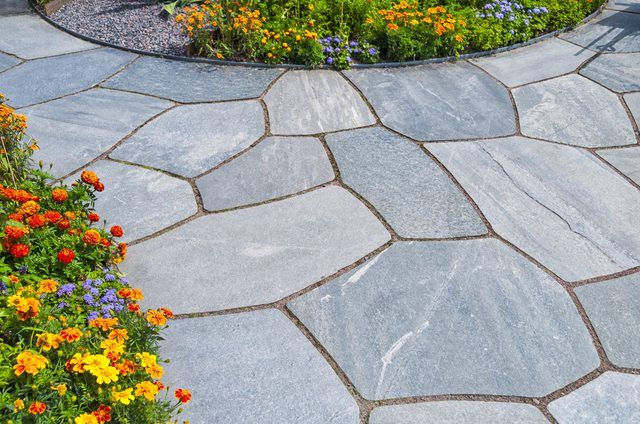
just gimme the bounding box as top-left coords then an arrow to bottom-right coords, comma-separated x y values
110,225 -> 124,237
92,405 -> 111,423
94,181 -> 105,192
28,401 -> 46,415
88,212 -> 100,222
44,210 -> 62,224
51,188 -> 68,202
83,229 -> 101,245
4,225 -> 29,239
58,219 -> 71,230
57,248 -> 75,264
8,212 -> 24,222
59,327 -> 82,343
100,238 -> 111,247
127,303 -> 140,313
81,170 -> 99,185
9,243 -> 29,258
174,388 -> 192,404
27,214 -> 46,228
146,309 -> 167,326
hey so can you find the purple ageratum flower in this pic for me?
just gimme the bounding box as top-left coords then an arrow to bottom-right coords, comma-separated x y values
82,280 -> 93,291
57,301 -> 68,309
93,279 -> 103,286
87,311 -> 99,322
105,274 -> 116,282
83,293 -> 96,306
540,7 -> 548,13
346,56 -> 352,63
57,283 -> 75,297
101,289 -> 117,304
0,281 -> 6,293
368,48 -> 377,55
349,41 -> 358,47
19,266 -> 28,275
120,277 -> 128,285
333,36 -> 341,43
114,303 -> 124,313
89,287 -> 99,296
524,18 -> 530,25
101,304 -> 113,315
327,57 -> 334,64
509,14 -> 515,21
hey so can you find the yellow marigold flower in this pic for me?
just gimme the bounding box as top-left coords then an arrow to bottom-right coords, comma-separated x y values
89,317 -> 119,331
51,383 -> 67,396
36,332 -> 63,351
37,279 -> 59,294
68,352 -> 90,373
145,362 -> 164,379
135,381 -> 159,401
82,354 -> 110,371
146,309 -> 167,326
100,339 -> 125,355
90,364 -> 119,385
14,351 -> 48,376
135,352 -> 157,368
13,399 -> 25,412
112,388 -> 135,405
75,413 -> 98,424
19,200 -> 40,216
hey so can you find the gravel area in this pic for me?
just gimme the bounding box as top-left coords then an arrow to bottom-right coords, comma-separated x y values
51,0 -> 189,56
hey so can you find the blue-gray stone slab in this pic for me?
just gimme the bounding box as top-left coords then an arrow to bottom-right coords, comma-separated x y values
580,53 -> 640,92
22,88 -> 172,178
161,311 -> 359,424
102,56 -> 283,102
598,146 -> 640,185
0,15 -> 94,59
609,0 -> 640,13
428,137 -> 640,281
473,38 -> 595,87
0,48 -> 135,108
428,137 -> 640,282
344,62 -> 515,141
0,0 -> 32,15
513,75 -> 635,147
197,136 -> 334,211
626,92 -> 640,127
369,402 -> 548,424
548,372 -> 640,423
0,52 -> 20,73
65,160 -> 197,242
561,10 -> 640,53
111,100 -> 264,177
122,186 -> 390,313
326,127 -> 486,238
575,273 -> 640,368
288,239 -> 599,399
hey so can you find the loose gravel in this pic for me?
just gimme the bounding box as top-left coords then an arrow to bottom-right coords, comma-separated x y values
51,0 -> 189,56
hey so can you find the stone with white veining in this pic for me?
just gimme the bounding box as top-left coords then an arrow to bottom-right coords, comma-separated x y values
598,146 -> 640,185
110,100 -> 264,177
121,186 -> 390,313
289,239 -> 599,399
161,311 -> 359,424
326,127 -> 485,238
548,372 -> 640,423
513,74 -> 635,147
580,53 -> 640,92
264,70 -> 375,135
0,52 -> 20,73
22,88 -> 172,178
561,10 -> 640,53
344,62 -> 515,141
197,136 -> 334,211
428,137 -> 640,281
473,38 -> 595,87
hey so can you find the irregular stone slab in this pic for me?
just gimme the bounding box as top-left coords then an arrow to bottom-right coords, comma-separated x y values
370,402 -> 548,424
326,128 -> 485,238
22,88 -> 172,178
0,48 -> 135,108
575,274 -> 640,368
626,92 -> 640,127
561,10 -> 640,53
580,53 -> 640,92
0,15 -> 94,59
111,100 -> 264,177
197,136 -> 334,211
598,146 -> 640,185
473,38 -> 595,87
513,74 -> 635,147
609,0 -> 640,13
103,56 -> 283,102
122,186 -> 390,313
161,311 -> 359,424
428,137 -> 640,281
0,52 -> 20,73
0,0 -> 32,15
66,160 -> 197,242
289,239 -> 598,399
264,70 -> 375,135
344,62 -> 514,141
548,372 -> 640,423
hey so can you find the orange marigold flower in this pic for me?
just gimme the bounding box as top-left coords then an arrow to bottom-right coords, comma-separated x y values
146,309 -> 167,326
117,288 -> 131,298
14,351 -> 48,376
100,238 -> 111,247
19,200 -> 40,216
27,214 -> 46,228
59,327 -> 82,342
114,359 -> 137,376
174,388 -> 192,404
128,303 -> 140,313
83,229 -> 101,245
38,279 -> 59,294
58,248 -> 75,264
110,225 -> 124,237
58,219 -> 71,230
159,307 -> 174,318
9,243 -> 29,258
64,211 -> 76,220
129,288 -> 143,301
51,188 -> 68,202
154,380 -> 165,391
93,181 -> 105,192
134,381 -> 159,401
92,405 -> 111,423
28,401 -> 46,415
36,332 -> 63,351
8,275 -> 19,284
81,170 -> 99,185
4,225 -> 29,239
1,187 -> 38,203
109,328 -> 129,344
117,242 -> 127,257
8,212 -> 24,221
89,317 -> 119,331
44,210 -> 62,224
146,362 -> 164,379
88,212 -> 100,222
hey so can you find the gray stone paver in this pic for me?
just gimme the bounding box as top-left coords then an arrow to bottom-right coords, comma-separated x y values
102,56 -> 283,102
0,15 -> 94,59
626,92 -> 640,127
0,0 -> 32,15
22,88 -> 172,178
561,10 -> 640,53
473,38 -> 595,87
66,160 -> 197,242
122,186 -> 390,313
369,402 -> 549,424
344,61 -> 515,141
598,146 -> 640,185
197,136 -> 334,211
0,52 -> 20,73
548,372 -> 640,423
580,52 -> 640,92
575,273 -> 640,368
326,127 -> 486,238
161,310 -> 359,424
609,0 -> 640,13
0,48 -> 135,108
264,70 -> 375,135
513,74 -> 636,148
289,239 -> 599,399
110,100 -> 264,177
428,137 -> 640,281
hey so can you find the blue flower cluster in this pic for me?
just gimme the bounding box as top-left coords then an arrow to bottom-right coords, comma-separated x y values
318,36 -> 378,68
477,1 -> 548,26
55,270 -> 127,321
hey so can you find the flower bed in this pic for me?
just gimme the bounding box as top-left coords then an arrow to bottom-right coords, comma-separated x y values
175,0 -> 603,68
0,94 -> 190,423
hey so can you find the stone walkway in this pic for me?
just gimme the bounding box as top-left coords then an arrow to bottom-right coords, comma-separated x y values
1,1 -> 640,423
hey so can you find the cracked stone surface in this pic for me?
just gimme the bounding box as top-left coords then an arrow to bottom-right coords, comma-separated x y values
561,10 -> 640,53
428,137 -> 640,281
0,52 -> 20,73
326,127 -> 486,238
0,48 -> 135,108
103,56 -> 283,102
369,402 -> 549,424
264,70 -> 375,135
581,52 -> 640,92
289,239 -> 599,399
548,372 -> 640,423
161,311 -> 359,424
575,274 -> 640,368
22,88 -> 172,178
598,146 -> 640,185
122,186 -> 390,313
110,100 -> 264,177
66,160 -> 197,242
473,38 -> 595,87
344,62 -> 515,141
0,0 -> 31,15
626,92 -> 640,126
197,136 -> 334,211
513,74 -> 636,147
